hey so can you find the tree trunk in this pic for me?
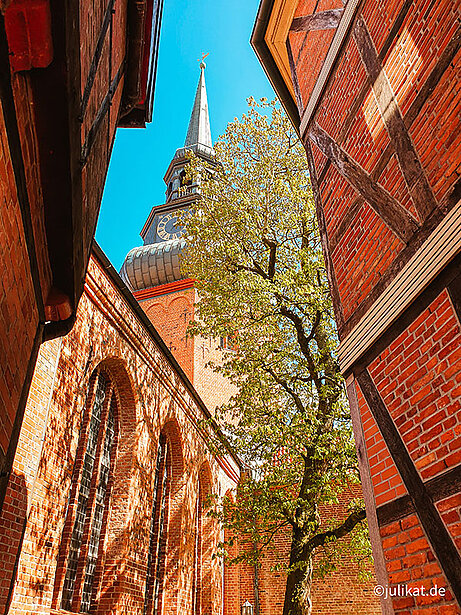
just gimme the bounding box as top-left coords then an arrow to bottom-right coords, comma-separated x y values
282,531 -> 313,615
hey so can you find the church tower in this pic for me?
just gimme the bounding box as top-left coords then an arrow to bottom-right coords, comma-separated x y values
120,62 -> 234,411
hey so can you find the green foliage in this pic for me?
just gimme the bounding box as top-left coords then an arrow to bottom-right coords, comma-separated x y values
181,98 -> 369,588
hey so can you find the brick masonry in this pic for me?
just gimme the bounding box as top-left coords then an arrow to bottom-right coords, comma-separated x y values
0,99 -> 40,464
0,0 -> 155,508
0,253 -> 239,615
138,288 -> 238,414
277,0 -> 461,612
253,0 -> 461,610
136,283 -> 381,614
0,0 -> 156,510
227,486 -> 381,615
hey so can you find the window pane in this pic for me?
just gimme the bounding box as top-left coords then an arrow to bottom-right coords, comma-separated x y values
61,373 -> 107,610
81,396 -> 116,612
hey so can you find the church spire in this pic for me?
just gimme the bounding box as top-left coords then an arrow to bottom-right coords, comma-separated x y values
120,61 -> 216,292
184,60 -> 212,149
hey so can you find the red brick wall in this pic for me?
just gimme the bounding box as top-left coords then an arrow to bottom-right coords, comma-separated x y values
350,288 -> 461,612
379,515 -> 458,614
0,335 -> 61,607
0,0 -> 134,493
138,288 -> 238,413
139,288 -> 196,380
231,488 -> 381,615
0,99 -> 43,462
289,0 -> 343,110
305,0 -> 461,324
0,254 -> 239,615
367,291 -> 461,483
193,322 -> 238,414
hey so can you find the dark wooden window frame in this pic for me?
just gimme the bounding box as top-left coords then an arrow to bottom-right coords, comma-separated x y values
192,479 -> 203,615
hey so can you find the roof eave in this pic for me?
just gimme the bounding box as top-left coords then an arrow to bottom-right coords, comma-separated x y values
251,0 -> 301,134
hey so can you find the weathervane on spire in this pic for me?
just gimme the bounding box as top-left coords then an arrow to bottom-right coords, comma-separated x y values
199,52 -> 209,69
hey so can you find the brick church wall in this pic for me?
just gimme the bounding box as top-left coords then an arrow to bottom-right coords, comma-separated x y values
139,288 -> 196,380
137,288 -> 238,414
0,253 -> 240,615
193,319 -> 239,414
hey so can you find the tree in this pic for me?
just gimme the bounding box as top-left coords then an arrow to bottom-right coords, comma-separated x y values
181,99 -> 371,615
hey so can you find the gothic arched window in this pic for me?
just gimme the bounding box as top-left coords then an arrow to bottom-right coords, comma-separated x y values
60,370 -> 118,613
143,432 -> 171,615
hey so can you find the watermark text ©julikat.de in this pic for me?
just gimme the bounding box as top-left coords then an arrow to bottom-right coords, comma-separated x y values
374,584 -> 446,599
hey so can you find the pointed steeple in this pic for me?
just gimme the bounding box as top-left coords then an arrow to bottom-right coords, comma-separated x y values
184,61 -> 212,149
120,62 -> 216,292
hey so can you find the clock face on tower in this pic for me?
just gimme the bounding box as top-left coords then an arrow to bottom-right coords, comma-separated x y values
157,212 -> 183,241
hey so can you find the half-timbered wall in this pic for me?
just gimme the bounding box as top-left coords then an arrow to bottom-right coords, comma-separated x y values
253,0 -> 461,612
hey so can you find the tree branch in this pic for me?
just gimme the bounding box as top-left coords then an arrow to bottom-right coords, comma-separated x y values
278,306 -> 322,390
263,365 -> 306,415
262,237 -> 277,280
306,508 -> 367,553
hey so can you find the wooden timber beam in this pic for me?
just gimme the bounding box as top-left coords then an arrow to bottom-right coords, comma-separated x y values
325,21 -> 461,252
378,464 -> 461,526
305,140 -> 345,327
286,38 -> 304,115
80,61 -> 125,165
357,370 -> 461,606
291,8 -> 343,32
353,16 -> 437,221
307,123 -> 419,243
80,0 -> 116,121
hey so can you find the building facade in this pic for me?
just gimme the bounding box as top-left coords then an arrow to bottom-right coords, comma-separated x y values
252,1 -> 461,613
0,0 -> 163,512
120,63 -> 381,615
0,246 -> 240,615
1,55 -> 382,615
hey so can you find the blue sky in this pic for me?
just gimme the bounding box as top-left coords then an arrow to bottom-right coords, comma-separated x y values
95,0 -> 274,270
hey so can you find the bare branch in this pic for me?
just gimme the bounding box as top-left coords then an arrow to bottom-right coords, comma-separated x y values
263,365 -> 305,415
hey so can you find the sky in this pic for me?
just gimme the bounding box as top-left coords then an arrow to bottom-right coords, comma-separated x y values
95,0 -> 275,270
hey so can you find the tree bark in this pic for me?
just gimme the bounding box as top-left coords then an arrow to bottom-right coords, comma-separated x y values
282,530 -> 313,615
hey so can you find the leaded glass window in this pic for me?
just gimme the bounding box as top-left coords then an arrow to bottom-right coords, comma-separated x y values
143,433 -> 170,615
60,371 -> 117,612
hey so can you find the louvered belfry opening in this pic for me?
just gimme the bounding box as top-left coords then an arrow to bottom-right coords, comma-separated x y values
59,370 -> 118,613
143,432 -> 171,615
